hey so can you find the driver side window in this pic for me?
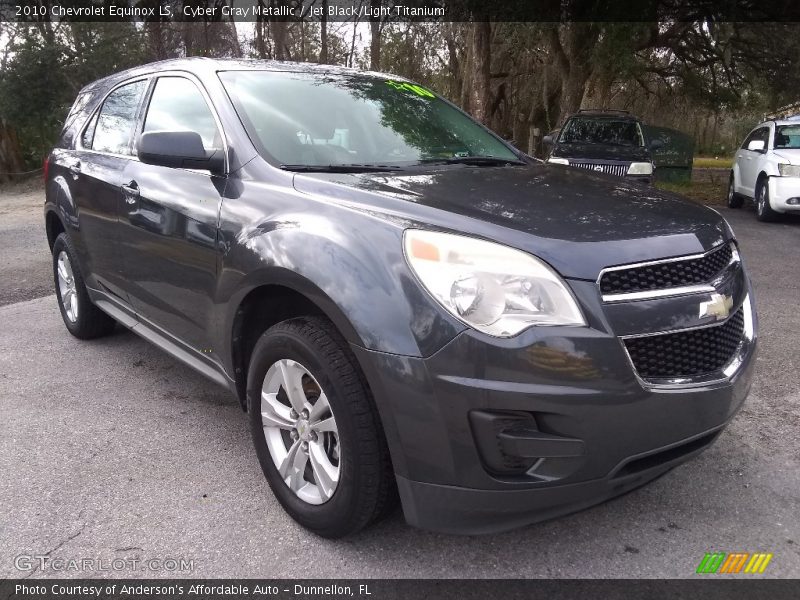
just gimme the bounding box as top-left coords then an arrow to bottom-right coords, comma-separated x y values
742,127 -> 769,152
142,77 -> 220,150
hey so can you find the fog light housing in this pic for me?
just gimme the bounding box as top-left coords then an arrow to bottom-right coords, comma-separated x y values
787,197 -> 800,205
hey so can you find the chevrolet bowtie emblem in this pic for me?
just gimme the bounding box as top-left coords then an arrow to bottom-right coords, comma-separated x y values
699,293 -> 733,321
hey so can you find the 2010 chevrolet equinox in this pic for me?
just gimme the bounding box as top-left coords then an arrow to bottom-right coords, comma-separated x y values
44,58 -> 757,537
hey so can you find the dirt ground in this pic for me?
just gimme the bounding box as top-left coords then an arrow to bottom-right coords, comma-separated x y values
0,177 -> 52,306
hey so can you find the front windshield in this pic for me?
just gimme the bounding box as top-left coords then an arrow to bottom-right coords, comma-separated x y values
559,117 -> 643,147
218,70 -> 518,168
774,125 -> 800,149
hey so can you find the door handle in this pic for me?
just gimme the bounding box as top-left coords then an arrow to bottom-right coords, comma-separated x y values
68,161 -> 81,177
121,180 -> 139,204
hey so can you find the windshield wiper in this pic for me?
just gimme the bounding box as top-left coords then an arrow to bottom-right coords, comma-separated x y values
280,164 -> 404,173
417,156 -> 525,166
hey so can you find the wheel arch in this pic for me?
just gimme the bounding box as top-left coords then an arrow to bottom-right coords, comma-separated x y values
226,269 -> 368,411
227,273 -> 406,482
756,170 -> 770,194
45,208 -> 66,251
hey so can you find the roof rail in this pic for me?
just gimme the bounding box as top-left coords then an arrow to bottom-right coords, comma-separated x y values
764,101 -> 800,120
576,108 -> 631,115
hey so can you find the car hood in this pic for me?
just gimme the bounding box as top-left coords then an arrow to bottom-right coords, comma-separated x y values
552,142 -> 650,162
773,149 -> 800,165
292,164 -> 730,280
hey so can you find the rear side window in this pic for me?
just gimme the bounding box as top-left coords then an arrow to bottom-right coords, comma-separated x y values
142,77 -> 220,149
61,92 -> 91,140
89,80 -> 148,155
82,112 -> 99,148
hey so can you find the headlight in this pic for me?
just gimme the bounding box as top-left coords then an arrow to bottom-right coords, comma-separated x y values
627,162 -> 653,175
547,157 -> 570,165
778,163 -> 800,177
403,230 -> 586,337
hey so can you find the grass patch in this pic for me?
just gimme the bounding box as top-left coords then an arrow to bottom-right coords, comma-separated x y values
693,157 -> 733,169
655,179 -> 727,205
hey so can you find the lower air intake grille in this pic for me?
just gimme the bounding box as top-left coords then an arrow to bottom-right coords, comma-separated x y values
623,307 -> 745,380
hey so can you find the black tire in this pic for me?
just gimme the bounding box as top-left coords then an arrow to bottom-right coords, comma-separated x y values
247,316 -> 396,538
52,233 -> 116,339
726,173 -> 744,208
755,178 -> 780,222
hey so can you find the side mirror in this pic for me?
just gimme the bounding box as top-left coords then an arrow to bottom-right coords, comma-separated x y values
138,131 -> 225,174
649,139 -> 664,150
542,135 -> 554,147
747,139 -> 766,152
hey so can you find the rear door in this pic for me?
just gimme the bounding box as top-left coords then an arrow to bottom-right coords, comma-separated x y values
73,78 -> 149,300
118,74 -> 226,354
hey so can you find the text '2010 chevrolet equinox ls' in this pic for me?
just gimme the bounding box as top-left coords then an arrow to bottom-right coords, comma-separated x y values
45,58 -> 756,537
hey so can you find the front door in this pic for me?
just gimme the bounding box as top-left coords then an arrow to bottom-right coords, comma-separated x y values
118,75 -> 226,355
737,126 -> 769,197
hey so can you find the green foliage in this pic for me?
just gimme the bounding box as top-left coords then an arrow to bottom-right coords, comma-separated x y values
1,18 -> 799,167
0,34 -> 67,165
0,23 -> 148,165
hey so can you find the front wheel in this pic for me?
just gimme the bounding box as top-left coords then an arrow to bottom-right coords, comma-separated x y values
726,174 -> 744,208
247,316 -> 396,538
755,179 -> 780,222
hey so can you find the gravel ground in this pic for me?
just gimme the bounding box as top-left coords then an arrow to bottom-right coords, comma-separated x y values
0,182 -> 798,579
0,178 -> 52,306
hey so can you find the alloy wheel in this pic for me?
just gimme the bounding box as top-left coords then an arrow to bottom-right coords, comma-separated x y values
260,359 -> 340,505
56,251 -> 79,322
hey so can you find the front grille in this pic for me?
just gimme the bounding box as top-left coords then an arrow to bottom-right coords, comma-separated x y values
600,243 -> 733,295
570,161 -> 629,177
623,307 -> 745,380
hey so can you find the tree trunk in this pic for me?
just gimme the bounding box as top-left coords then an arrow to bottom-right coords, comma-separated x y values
559,71 -> 588,120
444,22 -> 462,100
550,23 -> 600,123
320,0 -> 328,64
145,20 -> 168,60
369,0 -> 381,70
349,12 -> 359,67
228,11 -> 243,57
270,0 -> 288,61
0,120 -> 26,184
255,3 -> 267,59
470,22 -> 491,124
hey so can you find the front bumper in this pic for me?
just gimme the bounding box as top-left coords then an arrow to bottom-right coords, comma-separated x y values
395,425 -> 723,535
768,176 -> 800,212
353,284 -> 757,535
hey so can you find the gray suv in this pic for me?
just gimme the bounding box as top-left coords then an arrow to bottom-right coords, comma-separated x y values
44,58 -> 757,537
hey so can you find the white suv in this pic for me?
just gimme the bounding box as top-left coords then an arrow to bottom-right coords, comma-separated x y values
728,119 -> 800,221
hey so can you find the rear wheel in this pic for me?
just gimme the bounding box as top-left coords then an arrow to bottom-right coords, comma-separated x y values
52,233 -> 116,339
726,174 -> 744,208
247,316 -> 396,538
755,178 -> 780,222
